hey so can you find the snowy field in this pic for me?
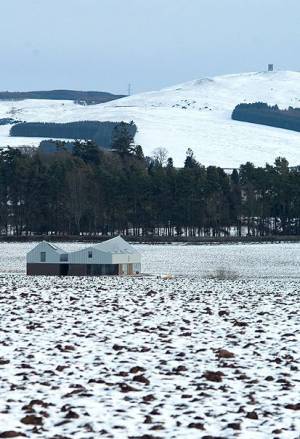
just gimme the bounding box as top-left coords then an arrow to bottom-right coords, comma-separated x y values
0,242 -> 299,438
0,241 -> 299,279
1,71 -> 300,167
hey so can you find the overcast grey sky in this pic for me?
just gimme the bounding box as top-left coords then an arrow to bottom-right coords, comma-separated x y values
1,0 -> 300,94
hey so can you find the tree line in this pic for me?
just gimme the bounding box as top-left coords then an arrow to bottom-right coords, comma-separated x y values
10,121 -> 137,149
232,102 -> 300,132
0,90 -> 124,104
0,135 -> 300,237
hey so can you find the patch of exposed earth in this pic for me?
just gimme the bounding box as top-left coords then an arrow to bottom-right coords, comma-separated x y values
0,275 -> 299,438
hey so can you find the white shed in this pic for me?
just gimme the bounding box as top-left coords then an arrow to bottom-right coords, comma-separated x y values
27,236 -> 141,276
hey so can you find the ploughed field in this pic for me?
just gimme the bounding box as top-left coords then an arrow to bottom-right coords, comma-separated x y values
0,243 -> 299,438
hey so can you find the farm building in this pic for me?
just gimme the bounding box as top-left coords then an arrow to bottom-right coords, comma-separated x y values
26,236 -> 141,276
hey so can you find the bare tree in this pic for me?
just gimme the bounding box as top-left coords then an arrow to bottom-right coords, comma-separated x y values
152,147 -> 169,167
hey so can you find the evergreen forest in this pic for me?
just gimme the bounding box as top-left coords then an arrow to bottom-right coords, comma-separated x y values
10,121 -> 137,150
0,90 -> 124,105
232,102 -> 300,132
0,135 -> 300,238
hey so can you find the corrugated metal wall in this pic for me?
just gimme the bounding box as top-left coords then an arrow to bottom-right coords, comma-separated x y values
68,248 -> 112,264
27,242 -> 61,264
112,253 -> 141,264
27,243 -> 142,267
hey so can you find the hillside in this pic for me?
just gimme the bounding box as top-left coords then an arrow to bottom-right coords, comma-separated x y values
1,71 -> 300,167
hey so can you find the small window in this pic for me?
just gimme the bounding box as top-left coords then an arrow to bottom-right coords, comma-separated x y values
40,252 -> 46,262
88,251 -> 93,258
60,254 -> 68,262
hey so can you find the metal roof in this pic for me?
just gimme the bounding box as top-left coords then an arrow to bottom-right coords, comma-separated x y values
43,241 -> 66,254
40,236 -> 138,256
92,236 -> 139,254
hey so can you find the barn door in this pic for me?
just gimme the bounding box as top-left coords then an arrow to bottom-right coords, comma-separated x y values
60,264 -> 69,276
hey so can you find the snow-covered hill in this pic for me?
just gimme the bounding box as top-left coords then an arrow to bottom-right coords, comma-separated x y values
1,71 -> 300,167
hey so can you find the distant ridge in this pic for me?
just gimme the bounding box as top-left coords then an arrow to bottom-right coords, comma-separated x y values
1,71 -> 300,167
0,90 -> 125,104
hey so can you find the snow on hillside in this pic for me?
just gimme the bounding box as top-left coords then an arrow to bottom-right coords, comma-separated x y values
1,71 -> 300,167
